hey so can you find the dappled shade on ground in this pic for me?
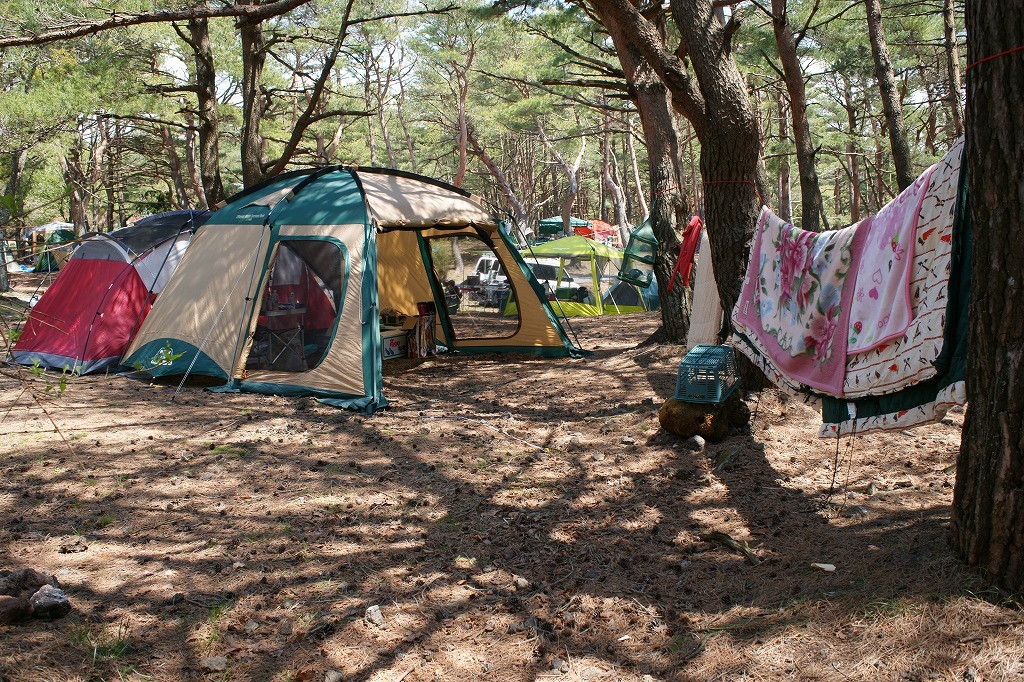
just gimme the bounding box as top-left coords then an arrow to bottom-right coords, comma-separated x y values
1,295 -> 1021,680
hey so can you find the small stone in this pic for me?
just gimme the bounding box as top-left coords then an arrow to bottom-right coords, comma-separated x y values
325,672 -> 344,682
512,575 -> 530,591
682,435 -> 706,453
200,656 -> 228,672
28,585 -> 72,619
550,657 -> 569,673
620,436 -> 636,445
844,505 -> 869,518
365,604 -> 384,626
58,537 -> 89,554
243,619 -> 259,634
279,620 -> 293,635
591,452 -> 606,462
168,592 -> 185,605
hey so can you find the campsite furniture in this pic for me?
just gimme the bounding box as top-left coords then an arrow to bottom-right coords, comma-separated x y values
12,210 -> 209,374
673,344 -> 739,404
511,235 -> 649,317
123,167 -> 580,412
264,307 -> 307,371
619,218 -> 657,287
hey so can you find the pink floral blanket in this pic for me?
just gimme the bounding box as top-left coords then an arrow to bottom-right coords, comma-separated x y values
734,207 -> 869,395
847,166 -> 934,353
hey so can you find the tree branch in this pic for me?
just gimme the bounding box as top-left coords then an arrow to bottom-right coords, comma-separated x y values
0,0 -> 316,49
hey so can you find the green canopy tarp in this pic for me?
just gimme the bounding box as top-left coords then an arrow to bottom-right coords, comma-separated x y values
537,215 -> 590,235
524,235 -> 623,260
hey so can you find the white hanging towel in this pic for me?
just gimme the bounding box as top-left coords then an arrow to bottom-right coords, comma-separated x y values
686,227 -> 723,350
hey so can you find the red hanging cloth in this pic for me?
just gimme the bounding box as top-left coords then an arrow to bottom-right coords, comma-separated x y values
668,216 -> 703,292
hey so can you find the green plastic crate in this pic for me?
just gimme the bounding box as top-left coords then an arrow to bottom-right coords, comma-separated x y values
673,344 -> 739,404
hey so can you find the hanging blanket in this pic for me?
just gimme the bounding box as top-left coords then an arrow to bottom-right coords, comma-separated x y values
733,207 -> 869,395
820,151 -> 969,437
839,138 -> 962,398
847,166 -> 933,353
731,138 -> 964,406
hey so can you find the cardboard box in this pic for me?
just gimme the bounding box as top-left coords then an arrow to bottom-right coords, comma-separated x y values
381,328 -> 408,360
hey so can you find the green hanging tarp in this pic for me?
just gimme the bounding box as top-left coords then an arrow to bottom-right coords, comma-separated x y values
537,215 -> 591,235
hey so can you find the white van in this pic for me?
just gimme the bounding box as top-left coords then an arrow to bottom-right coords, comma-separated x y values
471,254 -> 575,289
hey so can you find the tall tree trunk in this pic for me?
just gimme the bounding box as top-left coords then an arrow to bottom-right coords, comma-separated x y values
453,69 -> 470,187
188,18 -> 225,204
951,0 -> 1024,594
777,91 -> 792,222
161,125 -> 190,208
846,86 -> 862,222
396,40 -> 419,173
0,149 -> 28,291
771,0 -> 822,231
942,0 -> 965,139
468,127 -> 529,233
601,111 -> 629,233
537,121 -> 585,237
864,0 -> 915,190
624,116 -> 648,218
239,6 -> 267,187
183,119 -> 208,209
593,2 -> 691,341
60,146 -> 89,234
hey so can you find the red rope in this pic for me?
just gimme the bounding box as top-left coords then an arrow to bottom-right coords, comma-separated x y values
966,44 -> 1024,72
652,184 -> 680,196
702,179 -> 764,205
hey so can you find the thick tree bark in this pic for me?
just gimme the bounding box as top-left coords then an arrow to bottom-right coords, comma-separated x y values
864,0 -> 914,190
770,0 -> 822,231
942,0 -> 965,138
950,0 -> 1024,593
187,18 -> 225,205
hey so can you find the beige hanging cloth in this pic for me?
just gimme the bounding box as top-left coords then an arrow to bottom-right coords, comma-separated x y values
686,227 -> 723,351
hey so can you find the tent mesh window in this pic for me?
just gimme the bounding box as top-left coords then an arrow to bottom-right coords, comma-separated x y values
673,344 -> 738,404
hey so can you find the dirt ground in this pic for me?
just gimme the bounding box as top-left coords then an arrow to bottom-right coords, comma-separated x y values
2,273 -> 1023,682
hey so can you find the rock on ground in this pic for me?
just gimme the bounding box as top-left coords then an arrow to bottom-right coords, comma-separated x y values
658,391 -> 750,442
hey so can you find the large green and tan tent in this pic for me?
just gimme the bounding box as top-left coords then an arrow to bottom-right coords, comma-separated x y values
123,167 -> 580,411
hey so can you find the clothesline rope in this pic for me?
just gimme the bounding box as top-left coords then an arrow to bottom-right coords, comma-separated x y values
965,44 -> 1024,72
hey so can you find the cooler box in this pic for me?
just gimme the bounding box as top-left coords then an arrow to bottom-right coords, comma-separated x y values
381,328 -> 408,360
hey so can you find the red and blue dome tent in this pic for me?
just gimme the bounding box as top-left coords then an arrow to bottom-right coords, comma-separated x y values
11,210 -> 211,374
